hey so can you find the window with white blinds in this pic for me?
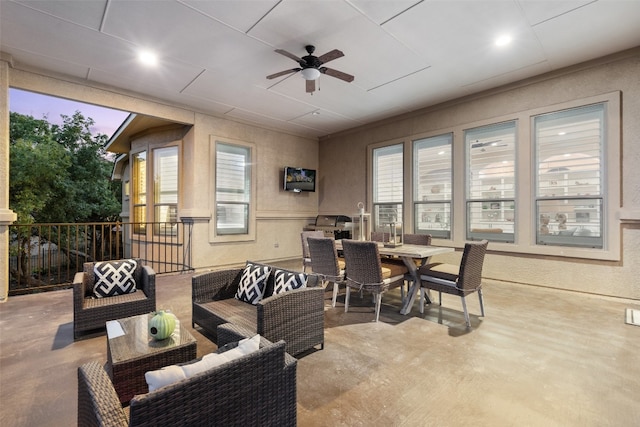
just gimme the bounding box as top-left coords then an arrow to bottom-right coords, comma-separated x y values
465,121 -> 516,243
535,103 -> 604,248
216,142 -> 250,235
372,144 -> 403,232
413,133 -> 452,239
153,146 -> 178,236
132,151 -> 147,234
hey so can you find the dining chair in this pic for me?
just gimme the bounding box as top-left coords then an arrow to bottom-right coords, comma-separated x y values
307,237 -> 346,307
400,233 -> 433,293
418,240 -> 488,327
301,230 -> 325,272
370,231 -> 388,243
341,240 -> 405,322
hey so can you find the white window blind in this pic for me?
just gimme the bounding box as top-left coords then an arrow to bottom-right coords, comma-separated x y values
216,142 -> 250,235
535,103 -> 604,248
465,121 -> 516,242
373,144 -> 403,231
413,133 -> 452,238
153,147 -> 178,234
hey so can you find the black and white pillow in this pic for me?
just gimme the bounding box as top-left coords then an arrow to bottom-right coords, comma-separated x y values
235,263 -> 271,305
93,259 -> 138,298
272,269 -> 307,295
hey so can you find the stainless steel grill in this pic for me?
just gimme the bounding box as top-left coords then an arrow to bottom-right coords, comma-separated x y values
305,215 -> 352,239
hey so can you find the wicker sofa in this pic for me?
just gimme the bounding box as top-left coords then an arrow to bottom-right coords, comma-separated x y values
73,258 -> 156,339
78,323 -> 297,427
192,263 -> 324,356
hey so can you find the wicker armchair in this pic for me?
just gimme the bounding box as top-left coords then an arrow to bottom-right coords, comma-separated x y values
301,230 -> 325,272
73,259 -> 156,339
341,240 -> 405,322
307,237 -> 346,307
418,240 -> 488,327
192,265 -> 324,356
77,323 -> 297,427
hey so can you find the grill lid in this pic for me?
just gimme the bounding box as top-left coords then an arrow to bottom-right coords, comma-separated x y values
315,215 -> 351,227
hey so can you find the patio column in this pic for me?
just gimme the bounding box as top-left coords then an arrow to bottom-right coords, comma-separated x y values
0,54 -> 18,302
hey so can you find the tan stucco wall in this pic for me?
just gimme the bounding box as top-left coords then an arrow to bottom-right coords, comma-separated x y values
318,48 -> 640,300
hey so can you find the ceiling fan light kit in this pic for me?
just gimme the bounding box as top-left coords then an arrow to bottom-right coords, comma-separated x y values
267,44 -> 354,93
300,68 -> 321,80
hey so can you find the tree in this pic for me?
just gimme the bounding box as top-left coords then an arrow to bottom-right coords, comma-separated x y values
9,111 -> 122,283
10,111 -> 121,223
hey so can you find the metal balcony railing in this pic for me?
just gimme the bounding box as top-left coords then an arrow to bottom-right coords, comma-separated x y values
8,221 -> 193,295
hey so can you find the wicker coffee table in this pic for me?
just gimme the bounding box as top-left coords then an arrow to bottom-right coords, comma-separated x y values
106,313 -> 197,404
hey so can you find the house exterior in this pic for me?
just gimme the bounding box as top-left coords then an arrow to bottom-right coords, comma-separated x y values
1,47 -> 639,301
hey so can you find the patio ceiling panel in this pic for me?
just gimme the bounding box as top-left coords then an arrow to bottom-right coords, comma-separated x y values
181,0 -> 281,34
100,0 -> 270,73
0,1 -> 138,75
382,0 -> 549,89
526,1 -> 640,69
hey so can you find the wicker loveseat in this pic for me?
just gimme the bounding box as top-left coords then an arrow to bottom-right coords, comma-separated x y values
77,323 -> 297,427
192,263 -> 324,356
73,258 -> 156,339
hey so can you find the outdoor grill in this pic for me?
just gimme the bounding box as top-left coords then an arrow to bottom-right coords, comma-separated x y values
305,215 -> 352,240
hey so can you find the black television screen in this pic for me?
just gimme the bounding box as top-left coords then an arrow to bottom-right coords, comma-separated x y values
284,166 -> 316,192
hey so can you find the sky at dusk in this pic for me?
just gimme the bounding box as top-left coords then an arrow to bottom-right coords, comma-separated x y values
9,88 -> 130,139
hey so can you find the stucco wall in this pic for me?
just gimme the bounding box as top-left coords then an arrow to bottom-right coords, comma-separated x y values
318,48 -> 640,300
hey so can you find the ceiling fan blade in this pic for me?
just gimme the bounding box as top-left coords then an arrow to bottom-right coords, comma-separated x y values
317,49 -> 344,64
266,68 -> 300,79
321,67 -> 354,82
306,79 -> 315,93
275,49 -> 305,64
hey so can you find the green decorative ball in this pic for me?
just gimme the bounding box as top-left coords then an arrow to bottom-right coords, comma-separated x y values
149,310 -> 177,340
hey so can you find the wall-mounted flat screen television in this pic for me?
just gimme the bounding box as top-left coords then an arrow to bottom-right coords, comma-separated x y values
284,166 -> 316,192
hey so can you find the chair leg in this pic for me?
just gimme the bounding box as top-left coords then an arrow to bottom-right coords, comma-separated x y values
419,288 -> 425,314
374,293 -> 382,322
461,296 -> 471,327
332,282 -> 339,308
439,291 -> 442,306
344,286 -> 351,313
478,288 -> 485,317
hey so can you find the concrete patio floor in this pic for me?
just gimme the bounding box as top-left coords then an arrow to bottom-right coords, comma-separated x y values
1,260 -> 639,426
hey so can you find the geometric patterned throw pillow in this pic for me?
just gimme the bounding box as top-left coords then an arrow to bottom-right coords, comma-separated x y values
272,269 -> 307,295
93,259 -> 138,298
235,263 -> 271,305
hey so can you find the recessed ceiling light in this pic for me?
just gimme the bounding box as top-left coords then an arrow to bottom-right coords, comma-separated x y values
138,50 -> 158,66
495,35 -> 512,47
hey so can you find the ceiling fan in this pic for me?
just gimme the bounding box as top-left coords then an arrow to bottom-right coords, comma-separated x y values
266,45 -> 354,94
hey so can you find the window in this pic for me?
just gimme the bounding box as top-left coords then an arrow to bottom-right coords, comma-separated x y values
534,104 -> 604,248
413,133 -> 452,239
465,121 -> 516,243
132,151 -> 147,234
215,142 -> 250,235
132,144 -> 180,236
372,144 -> 403,233
153,146 -> 178,236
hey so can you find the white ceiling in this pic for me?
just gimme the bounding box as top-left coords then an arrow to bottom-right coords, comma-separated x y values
2,0 -> 639,139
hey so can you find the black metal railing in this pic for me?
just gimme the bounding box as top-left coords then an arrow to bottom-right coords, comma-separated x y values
8,221 -> 193,295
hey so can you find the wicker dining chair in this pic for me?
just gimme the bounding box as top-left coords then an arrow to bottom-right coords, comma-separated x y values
418,240 -> 488,327
307,237 -> 346,307
301,230 -> 325,272
400,233 -> 433,294
341,240 -> 405,322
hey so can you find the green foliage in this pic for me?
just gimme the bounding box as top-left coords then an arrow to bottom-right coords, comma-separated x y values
9,111 -> 122,224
